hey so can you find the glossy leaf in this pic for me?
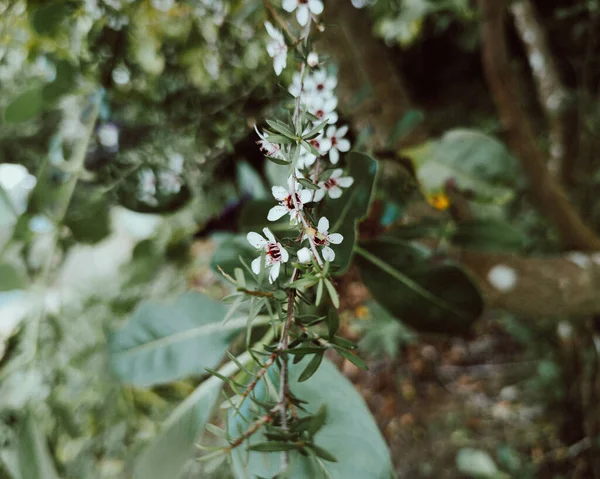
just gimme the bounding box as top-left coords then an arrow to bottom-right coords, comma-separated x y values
108,292 -> 240,387
356,238 -> 483,334
319,152 -> 377,275
228,358 -> 393,479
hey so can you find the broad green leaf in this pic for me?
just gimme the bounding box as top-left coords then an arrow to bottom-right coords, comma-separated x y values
133,348 -> 258,479
405,129 -> 518,202
108,292 -> 241,387
237,160 -> 268,199
355,238 -> 483,334
17,412 -> 61,479
132,375 -> 222,479
228,358 -> 393,479
450,219 -> 526,252
319,152 -> 377,275
3,89 -> 44,124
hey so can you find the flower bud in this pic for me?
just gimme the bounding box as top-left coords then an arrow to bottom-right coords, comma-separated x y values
307,52 -> 319,68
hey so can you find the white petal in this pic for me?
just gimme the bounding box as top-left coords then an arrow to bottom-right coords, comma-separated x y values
313,188 -> 325,202
274,54 -> 286,76
264,21 -> 278,39
280,245 -> 289,262
297,247 -> 312,263
337,138 -> 351,152
330,168 -> 343,179
327,112 -> 338,125
325,125 -> 336,138
251,256 -> 263,274
303,153 -> 317,167
269,261 -> 281,283
336,125 -> 349,137
328,233 -> 343,244
299,189 -> 313,204
268,205 -> 289,221
318,216 -> 329,234
309,0 -> 324,15
329,186 -> 343,199
296,5 -> 309,25
282,0 -> 297,12
247,232 -> 267,249
272,186 -> 288,201
319,138 -> 332,152
321,246 -> 335,262
329,148 -> 339,164
263,227 -> 276,242
324,97 -> 338,111
337,176 -> 354,187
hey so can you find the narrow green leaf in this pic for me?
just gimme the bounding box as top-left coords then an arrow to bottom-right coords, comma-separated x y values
326,309 -> 340,339
266,155 -> 291,165
265,120 -> 296,139
316,279 -> 324,306
308,444 -> 338,463
4,88 -> 43,123
297,177 -> 319,191
248,442 -> 300,453
324,279 -> 339,309
334,347 -> 368,371
298,353 -> 323,382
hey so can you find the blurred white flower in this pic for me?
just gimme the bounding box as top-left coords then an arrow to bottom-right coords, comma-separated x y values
265,21 -> 287,76
282,0 -> 324,26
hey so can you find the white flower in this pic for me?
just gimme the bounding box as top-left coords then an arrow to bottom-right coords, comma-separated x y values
288,71 -> 304,98
268,183 -> 312,222
265,21 -> 287,76
305,69 -> 337,98
306,217 -> 343,262
255,125 -> 283,159
247,227 -> 289,283
138,169 -> 158,206
320,125 -> 351,164
298,132 -> 331,168
307,52 -> 319,68
306,94 -> 338,125
97,123 -> 119,151
282,0 -> 324,26
297,247 -> 312,263
313,169 -> 354,201
158,170 -> 182,194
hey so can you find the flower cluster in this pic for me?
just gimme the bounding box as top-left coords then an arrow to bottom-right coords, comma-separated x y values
247,4 -> 354,283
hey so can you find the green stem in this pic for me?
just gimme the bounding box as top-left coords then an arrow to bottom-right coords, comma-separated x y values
0,94 -> 100,380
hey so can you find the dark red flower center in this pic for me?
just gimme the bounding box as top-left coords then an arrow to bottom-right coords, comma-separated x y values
268,243 -> 282,261
284,193 -> 302,210
324,178 -> 338,190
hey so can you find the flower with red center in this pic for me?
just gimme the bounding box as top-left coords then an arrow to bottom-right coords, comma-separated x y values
282,0 -> 324,26
255,126 -> 283,159
306,95 -> 338,125
247,227 -> 289,283
320,125 -> 350,164
313,169 -> 354,201
268,183 -> 312,223
305,217 -> 343,262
